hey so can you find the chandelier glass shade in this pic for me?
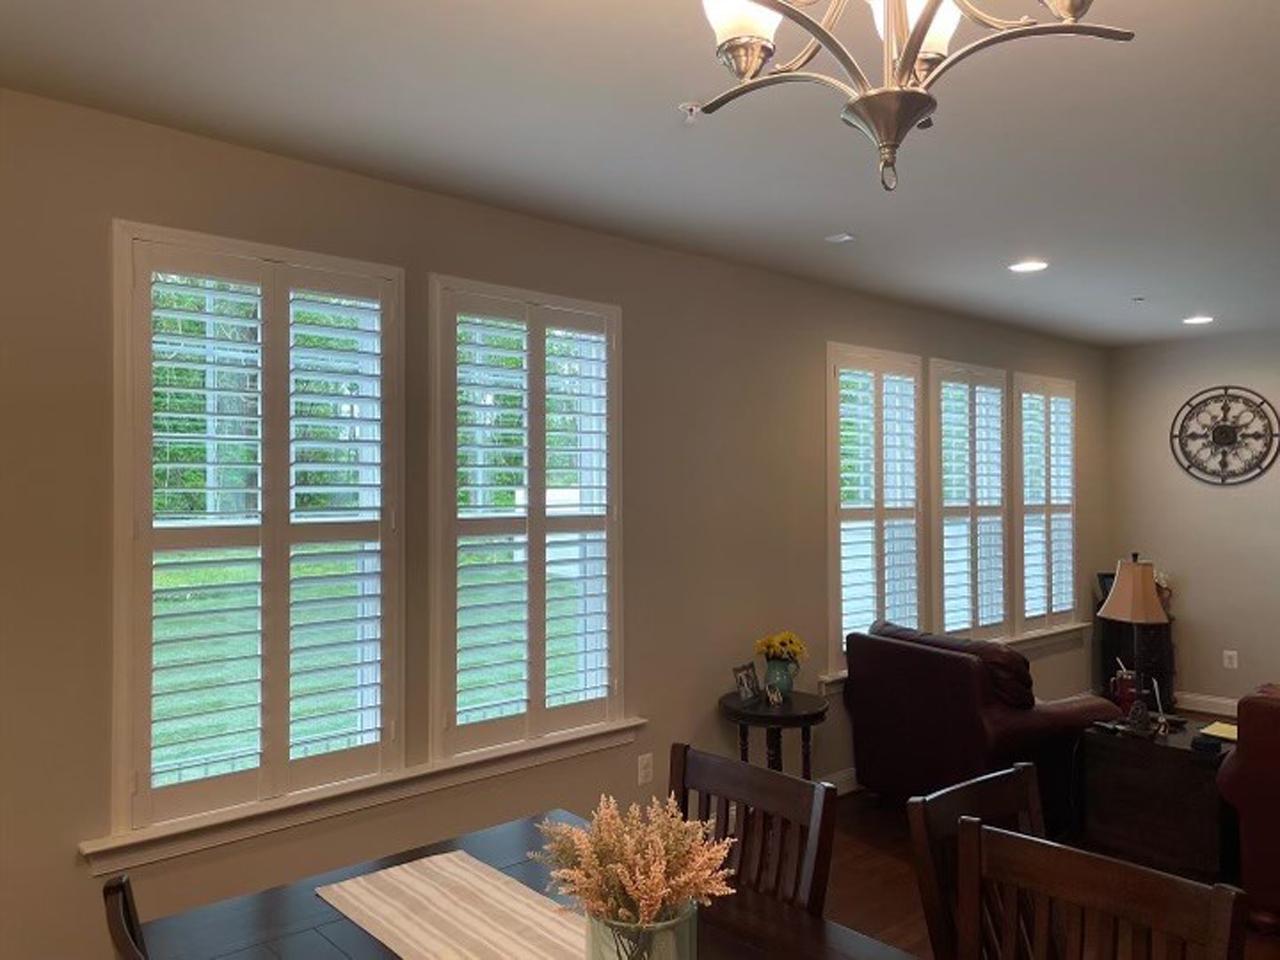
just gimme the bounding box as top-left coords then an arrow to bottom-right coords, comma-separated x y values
690,0 -> 1133,190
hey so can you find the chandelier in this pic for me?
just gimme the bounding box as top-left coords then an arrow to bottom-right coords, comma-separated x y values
689,0 -> 1133,190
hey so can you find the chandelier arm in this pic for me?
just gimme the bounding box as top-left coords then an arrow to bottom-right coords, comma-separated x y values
748,0 -> 872,93
770,0 -> 851,75
921,22 -> 1134,91
952,0 -> 1035,32
894,0 -> 946,85
698,71 -> 860,116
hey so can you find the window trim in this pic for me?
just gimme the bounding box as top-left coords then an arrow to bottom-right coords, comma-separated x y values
110,221 -> 406,835
428,275 -> 624,760
928,358 -> 1010,641
1011,372 -> 1078,636
825,342 -> 926,670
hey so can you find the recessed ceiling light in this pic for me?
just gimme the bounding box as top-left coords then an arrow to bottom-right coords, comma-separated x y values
1183,315 -> 1215,326
825,232 -> 856,244
1008,259 -> 1049,273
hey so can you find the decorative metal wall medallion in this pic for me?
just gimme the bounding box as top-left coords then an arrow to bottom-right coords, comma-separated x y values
1170,386 -> 1279,485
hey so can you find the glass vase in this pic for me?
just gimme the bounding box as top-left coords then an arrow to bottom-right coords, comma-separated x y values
587,901 -> 697,960
764,657 -> 797,699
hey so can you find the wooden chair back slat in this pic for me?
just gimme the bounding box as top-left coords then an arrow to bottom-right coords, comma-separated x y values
909,763 -> 1045,960
668,743 -> 836,916
103,875 -> 148,960
955,819 -> 1246,960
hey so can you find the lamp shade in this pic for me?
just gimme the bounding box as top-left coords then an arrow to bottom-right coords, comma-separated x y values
866,0 -> 963,57
1098,554 -> 1169,625
702,0 -> 783,46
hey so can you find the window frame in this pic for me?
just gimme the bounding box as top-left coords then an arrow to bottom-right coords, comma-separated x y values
825,342 -> 926,669
111,221 -> 405,833
928,358 -> 1010,640
1011,372 -> 1078,636
428,275 -> 624,759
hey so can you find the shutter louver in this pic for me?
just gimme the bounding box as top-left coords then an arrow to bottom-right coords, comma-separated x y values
457,317 -> 529,518
883,518 -> 919,628
151,548 -> 262,787
882,375 -> 917,509
839,371 -> 875,509
546,329 -> 607,517
1023,512 -> 1049,619
456,535 -> 529,725
290,291 -> 382,522
976,516 -> 1005,627
1051,513 -> 1075,613
289,542 -> 382,759
545,531 -> 609,707
840,520 -> 876,635
942,516 -> 972,632
151,274 -> 263,525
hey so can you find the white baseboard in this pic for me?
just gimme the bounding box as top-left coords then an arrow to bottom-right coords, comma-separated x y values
1175,691 -> 1239,718
820,767 -> 860,796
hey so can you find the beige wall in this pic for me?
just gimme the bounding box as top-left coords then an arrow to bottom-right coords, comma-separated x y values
0,89 -> 1108,958
1107,331 -> 1280,704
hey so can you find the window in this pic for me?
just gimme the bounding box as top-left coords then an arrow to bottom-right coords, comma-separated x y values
433,278 -> 621,755
827,344 -> 923,660
116,226 -> 403,827
930,360 -> 1008,638
1013,374 -> 1076,631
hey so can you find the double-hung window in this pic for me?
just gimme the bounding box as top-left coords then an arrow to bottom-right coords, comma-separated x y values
433,278 -> 621,755
827,344 -> 923,658
931,360 -> 1008,637
116,225 -> 403,828
1013,374 -> 1076,631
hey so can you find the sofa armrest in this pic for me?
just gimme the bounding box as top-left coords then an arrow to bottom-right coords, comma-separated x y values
984,694 -> 1121,759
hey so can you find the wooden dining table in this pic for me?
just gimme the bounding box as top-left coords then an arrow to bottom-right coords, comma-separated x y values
142,810 -> 916,960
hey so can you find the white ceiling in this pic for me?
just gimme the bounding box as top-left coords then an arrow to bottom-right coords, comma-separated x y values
0,0 -> 1276,344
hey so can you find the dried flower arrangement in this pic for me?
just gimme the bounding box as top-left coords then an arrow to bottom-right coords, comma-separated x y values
537,795 -> 734,958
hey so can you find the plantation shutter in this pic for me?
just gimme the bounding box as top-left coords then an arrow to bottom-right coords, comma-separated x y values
441,284 -> 619,754
1015,375 -> 1076,631
933,361 -> 1007,637
831,346 -> 922,650
285,275 -> 393,780
129,236 -> 401,828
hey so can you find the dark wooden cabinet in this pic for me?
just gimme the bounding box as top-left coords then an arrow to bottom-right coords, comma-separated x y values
1080,722 -> 1237,883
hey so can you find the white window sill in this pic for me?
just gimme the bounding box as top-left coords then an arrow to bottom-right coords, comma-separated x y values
818,621 -> 1092,692
80,717 -> 646,877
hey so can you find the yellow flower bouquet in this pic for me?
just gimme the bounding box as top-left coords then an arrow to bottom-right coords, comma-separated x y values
754,630 -> 807,663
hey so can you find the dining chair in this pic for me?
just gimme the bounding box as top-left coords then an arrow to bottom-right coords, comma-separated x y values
103,874 -> 149,960
956,817 -> 1247,960
908,763 -> 1045,960
668,742 -> 836,916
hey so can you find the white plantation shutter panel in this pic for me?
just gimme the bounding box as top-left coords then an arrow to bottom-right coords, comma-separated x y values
125,232 -> 402,828
830,347 -> 921,659
932,362 -> 1007,637
441,284 -> 619,754
147,265 -> 266,812
544,327 -> 610,709
454,315 -> 532,727
1015,376 -> 1075,631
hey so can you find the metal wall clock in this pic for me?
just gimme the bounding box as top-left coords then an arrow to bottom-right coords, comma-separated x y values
1170,386 -> 1279,485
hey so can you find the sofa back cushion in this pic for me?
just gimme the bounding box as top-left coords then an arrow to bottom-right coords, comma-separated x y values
870,620 -> 1035,710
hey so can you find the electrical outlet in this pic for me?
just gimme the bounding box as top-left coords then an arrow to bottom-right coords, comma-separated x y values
637,752 -> 653,786
1223,650 -> 1239,670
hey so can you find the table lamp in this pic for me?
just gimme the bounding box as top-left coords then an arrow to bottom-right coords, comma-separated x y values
1098,553 -> 1169,714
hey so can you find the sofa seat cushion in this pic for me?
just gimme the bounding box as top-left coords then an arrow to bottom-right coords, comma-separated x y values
869,620 -> 1035,710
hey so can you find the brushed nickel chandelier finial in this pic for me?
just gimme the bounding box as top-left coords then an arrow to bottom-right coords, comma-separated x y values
689,0 -> 1133,190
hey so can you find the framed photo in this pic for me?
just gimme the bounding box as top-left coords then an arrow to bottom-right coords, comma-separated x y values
732,662 -> 761,702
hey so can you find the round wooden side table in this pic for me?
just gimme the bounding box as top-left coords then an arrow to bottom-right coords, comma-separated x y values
717,690 -> 829,780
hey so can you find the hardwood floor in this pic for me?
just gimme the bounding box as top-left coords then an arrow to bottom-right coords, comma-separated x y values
824,790 -> 933,959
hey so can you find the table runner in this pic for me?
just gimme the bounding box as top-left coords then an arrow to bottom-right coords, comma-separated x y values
316,850 -> 586,959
